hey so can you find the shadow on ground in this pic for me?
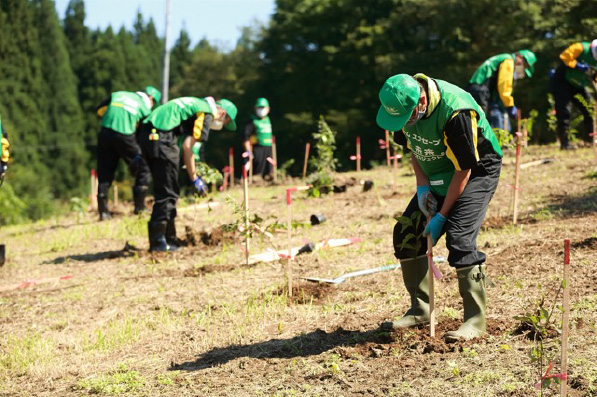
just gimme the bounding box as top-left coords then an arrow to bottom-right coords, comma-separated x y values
170,327 -> 391,371
41,242 -> 139,265
540,185 -> 597,216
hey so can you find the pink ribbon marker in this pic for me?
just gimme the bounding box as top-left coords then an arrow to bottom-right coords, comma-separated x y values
427,253 -> 443,280
534,362 -> 567,389
266,157 -> 277,165
350,155 -> 362,160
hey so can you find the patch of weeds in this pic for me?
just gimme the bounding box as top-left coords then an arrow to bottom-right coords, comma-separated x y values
0,333 -> 54,375
323,353 -> 343,375
84,315 -> 142,352
460,370 -> 502,385
446,360 -> 460,377
461,346 -> 478,358
441,307 -> 459,320
76,363 -> 145,395
530,208 -> 554,222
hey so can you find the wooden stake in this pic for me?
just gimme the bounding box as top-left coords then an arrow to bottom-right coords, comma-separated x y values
228,148 -> 234,187
392,147 -> 398,187
89,169 -> 98,210
272,135 -> 278,183
113,184 -> 118,207
385,130 -> 391,168
243,165 -> 250,266
513,134 -> 522,225
249,146 -> 254,185
427,224 -> 435,338
302,142 -> 310,180
560,239 -> 571,397
356,136 -> 361,173
286,189 -> 293,297
593,101 -> 597,163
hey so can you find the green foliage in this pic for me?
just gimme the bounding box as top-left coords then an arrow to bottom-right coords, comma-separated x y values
0,183 -> 27,225
307,116 -> 337,196
493,128 -> 515,148
196,161 -> 223,186
394,211 -> 424,257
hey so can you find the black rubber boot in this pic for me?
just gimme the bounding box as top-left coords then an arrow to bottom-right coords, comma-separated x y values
133,186 -> 149,214
165,218 -> 180,249
98,193 -> 112,221
148,221 -> 178,252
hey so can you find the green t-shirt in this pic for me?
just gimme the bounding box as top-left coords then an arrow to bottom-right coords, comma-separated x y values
144,97 -> 213,131
251,115 -> 273,146
101,91 -> 152,135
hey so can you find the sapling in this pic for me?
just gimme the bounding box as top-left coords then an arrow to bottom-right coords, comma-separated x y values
307,116 -> 338,197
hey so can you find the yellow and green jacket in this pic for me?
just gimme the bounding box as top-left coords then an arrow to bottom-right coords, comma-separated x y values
560,42 -> 597,89
396,74 -> 502,195
469,53 -> 517,109
0,115 -> 10,164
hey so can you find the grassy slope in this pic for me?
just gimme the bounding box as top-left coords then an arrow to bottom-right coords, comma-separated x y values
0,145 -> 596,396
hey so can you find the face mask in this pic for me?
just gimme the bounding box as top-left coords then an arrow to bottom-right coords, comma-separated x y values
210,119 -> 224,131
255,107 -> 269,118
514,64 -> 526,80
406,106 -> 426,126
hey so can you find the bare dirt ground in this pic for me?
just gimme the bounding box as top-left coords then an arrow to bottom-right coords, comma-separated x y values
1,144 -> 596,396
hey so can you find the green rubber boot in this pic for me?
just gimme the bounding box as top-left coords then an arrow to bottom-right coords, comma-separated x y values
444,264 -> 487,342
382,255 -> 430,330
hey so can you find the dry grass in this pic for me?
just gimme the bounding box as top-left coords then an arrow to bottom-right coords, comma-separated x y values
0,144 -> 596,396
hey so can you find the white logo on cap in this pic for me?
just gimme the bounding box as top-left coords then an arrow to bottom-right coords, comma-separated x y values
383,105 -> 401,116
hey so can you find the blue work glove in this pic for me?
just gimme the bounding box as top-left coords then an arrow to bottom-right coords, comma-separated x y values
193,177 -> 207,197
129,154 -> 144,176
575,62 -> 589,72
423,212 -> 447,246
507,105 -> 518,119
416,185 -> 437,218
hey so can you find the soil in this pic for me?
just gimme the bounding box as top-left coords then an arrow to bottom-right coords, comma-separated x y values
1,145 -> 596,396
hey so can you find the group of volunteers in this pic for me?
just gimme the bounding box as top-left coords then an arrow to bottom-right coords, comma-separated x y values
377,39 -> 596,342
1,39 -> 595,343
93,88 -> 275,252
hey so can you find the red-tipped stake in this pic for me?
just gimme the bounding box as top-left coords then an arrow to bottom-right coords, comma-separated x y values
286,189 -> 293,296
272,135 -> 278,183
302,143 -> 310,180
513,131 -> 523,225
228,148 -> 234,187
243,163 -> 250,266
561,239 -> 571,397
356,136 -> 361,173
385,130 -> 391,168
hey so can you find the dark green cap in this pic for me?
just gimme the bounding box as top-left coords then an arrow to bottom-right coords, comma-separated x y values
255,97 -> 270,107
144,86 -> 162,104
517,49 -> 536,77
217,99 -> 238,131
376,74 -> 420,131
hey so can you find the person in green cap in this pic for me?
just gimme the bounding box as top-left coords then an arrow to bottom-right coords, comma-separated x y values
0,114 -> 10,182
137,96 -> 237,252
377,73 -> 503,342
95,86 -> 161,220
551,40 -> 597,149
243,98 -> 274,180
467,50 -> 536,131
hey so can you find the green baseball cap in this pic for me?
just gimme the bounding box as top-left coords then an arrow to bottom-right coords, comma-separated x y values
517,49 -> 536,77
376,74 -> 420,131
217,99 -> 238,131
255,97 -> 270,107
144,86 -> 162,104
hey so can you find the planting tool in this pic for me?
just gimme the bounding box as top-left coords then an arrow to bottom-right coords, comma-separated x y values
385,130 -> 391,167
272,135 -> 278,183
302,143 -> 310,180
0,244 -> 5,267
228,147 -> 234,187
247,236 -> 361,264
520,158 -> 555,169
427,218 -> 435,337
243,162 -> 250,266
310,214 -> 326,225
0,275 -> 73,293
561,239 -> 571,397
304,264 -> 401,284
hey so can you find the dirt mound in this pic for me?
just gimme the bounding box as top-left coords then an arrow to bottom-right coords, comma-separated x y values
185,225 -> 235,246
269,282 -> 336,304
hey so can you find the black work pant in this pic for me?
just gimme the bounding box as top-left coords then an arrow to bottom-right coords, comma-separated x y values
137,125 -> 180,224
552,64 -> 594,147
393,163 -> 501,268
252,145 -> 273,178
97,127 -> 150,200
